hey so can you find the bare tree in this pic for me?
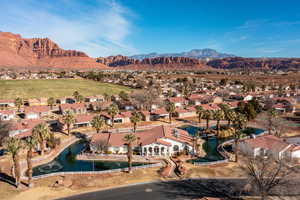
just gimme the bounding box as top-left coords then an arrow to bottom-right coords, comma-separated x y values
241,155 -> 300,200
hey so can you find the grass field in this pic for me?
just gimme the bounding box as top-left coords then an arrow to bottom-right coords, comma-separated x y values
0,79 -> 132,99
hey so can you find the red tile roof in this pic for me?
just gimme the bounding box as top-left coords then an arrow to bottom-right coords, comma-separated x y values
24,105 -> 49,114
243,135 -> 290,152
168,97 -> 185,103
91,125 -> 193,147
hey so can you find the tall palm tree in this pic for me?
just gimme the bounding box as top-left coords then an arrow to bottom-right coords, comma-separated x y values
130,112 -> 141,133
123,133 -> 137,173
62,110 -> 75,136
107,104 -> 119,128
195,105 -> 204,124
233,113 -> 248,162
203,110 -> 213,130
3,137 -> 23,188
15,97 -> 23,112
226,110 -> 237,126
32,123 -> 50,155
47,97 -> 55,110
165,101 -> 176,124
91,115 -> 105,133
24,136 -> 38,187
213,110 -> 225,135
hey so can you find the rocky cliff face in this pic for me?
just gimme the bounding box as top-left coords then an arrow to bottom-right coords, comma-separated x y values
97,55 -> 204,68
0,32 -> 107,69
207,57 -> 300,70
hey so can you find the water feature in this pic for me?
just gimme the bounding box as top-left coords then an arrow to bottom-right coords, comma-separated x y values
32,140 -> 147,176
179,125 -> 264,163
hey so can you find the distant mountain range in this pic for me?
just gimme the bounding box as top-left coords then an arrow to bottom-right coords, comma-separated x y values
130,48 -> 235,60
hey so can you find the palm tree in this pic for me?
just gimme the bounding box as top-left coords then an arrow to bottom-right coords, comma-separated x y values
24,136 -> 38,187
47,97 -> 55,110
203,110 -> 213,130
73,91 -> 80,102
3,137 -> 23,188
233,113 -> 248,162
62,110 -> 75,136
32,123 -> 50,155
91,115 -> 105,133
213,110 -> 225,135
130,112 -> 141,133
107,104 -> 119,128
165,102 -> 176,124
123,133 -> 137,173
226,110 -> 237,126
15,97 -> 23,112
195,105 -> 204,124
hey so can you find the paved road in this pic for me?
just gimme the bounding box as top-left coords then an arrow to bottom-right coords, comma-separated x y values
57,178 -> 300,200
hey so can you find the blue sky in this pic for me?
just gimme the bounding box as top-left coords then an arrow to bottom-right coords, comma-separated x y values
1,0 -> 300,57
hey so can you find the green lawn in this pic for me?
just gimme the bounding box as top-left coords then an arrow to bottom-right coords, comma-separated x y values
0,79 -> 132,100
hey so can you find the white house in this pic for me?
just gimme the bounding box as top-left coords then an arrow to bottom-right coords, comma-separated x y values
0,110 -> 15,121
239,135 -> 300,161
90,125 -> 193,156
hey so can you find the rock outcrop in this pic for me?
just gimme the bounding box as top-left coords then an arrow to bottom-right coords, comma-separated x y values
207,57 -> 300,70
0,32 -> 108,69
97,55 -> 210,70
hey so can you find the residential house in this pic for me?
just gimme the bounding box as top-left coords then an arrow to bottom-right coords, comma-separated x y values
85,95 -> 104,103
0,110 -> 15,121
175,107 -> 197,118
151,108 -> 169,120
239,135 -> 300,161
90,125 -> 193,156
0,99 -> 15,108
167,97 -> 187,108
24,105 -> 50,119
9,119 -> 43,138
59,103 -> 87,114
101,111 -> 131,125
58,114 -> 95,130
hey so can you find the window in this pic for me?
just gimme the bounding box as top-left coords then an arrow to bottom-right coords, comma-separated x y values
173,145 -> 179,152
154,146 -> 159,155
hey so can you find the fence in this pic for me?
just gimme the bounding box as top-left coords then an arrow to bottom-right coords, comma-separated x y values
31,163 -> 162,180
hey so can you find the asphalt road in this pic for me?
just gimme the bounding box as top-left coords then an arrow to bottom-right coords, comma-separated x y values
56,178 -> 300,200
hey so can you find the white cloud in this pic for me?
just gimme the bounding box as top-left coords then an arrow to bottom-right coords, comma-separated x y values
0,0 -> 138,57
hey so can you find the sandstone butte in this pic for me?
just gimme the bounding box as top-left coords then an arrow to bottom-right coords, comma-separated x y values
0,31 -> 210,71
0,32 -> 109,70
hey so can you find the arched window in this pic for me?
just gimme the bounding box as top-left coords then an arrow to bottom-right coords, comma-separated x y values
144,147 -> 147,153
154,146 -> 159,155
161,147 -> 165,152
173,145 -> 179,152
149,147 -> 152,153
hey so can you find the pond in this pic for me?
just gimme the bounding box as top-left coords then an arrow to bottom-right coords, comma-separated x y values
179,125 -> 264,163
32,140 -> 147,176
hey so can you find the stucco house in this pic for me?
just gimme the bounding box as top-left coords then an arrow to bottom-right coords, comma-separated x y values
0,99 -> 15,108
9,119 -> 43,138
0,110 -> 15,121
59,103 -> 87,114
90,125 -> 193,156
24,105 -> 50,119
175,107 -> 197,118
239,135 -> 300,161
